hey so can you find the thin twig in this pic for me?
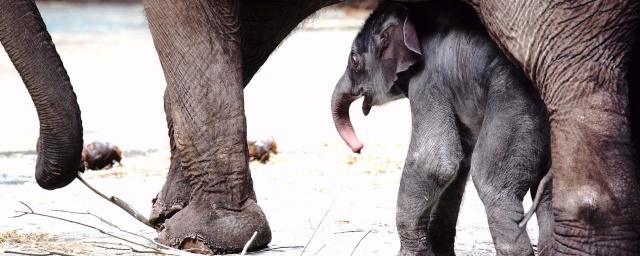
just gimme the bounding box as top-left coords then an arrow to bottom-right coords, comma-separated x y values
333,229 -> 366,234
11,202 -> 195,256
1,249 -> 79,256
312,244 -> 326,256
299,198 -> 337,256
52,209 -> 173,251
269,246 -> 303,250
12,202 -> 157,252
92,244 -> 161,254
52,209 -> 118,229
350,229 -> 371,256
92,244 -> 131,251
240,231 -> 258,256
76,172 -> 154,229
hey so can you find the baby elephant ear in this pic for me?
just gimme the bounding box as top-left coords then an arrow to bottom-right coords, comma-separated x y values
397,16 -> 422,74
381,15 -> 422,92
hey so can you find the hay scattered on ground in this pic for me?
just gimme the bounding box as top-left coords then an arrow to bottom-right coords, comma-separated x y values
0,230 -> 90,255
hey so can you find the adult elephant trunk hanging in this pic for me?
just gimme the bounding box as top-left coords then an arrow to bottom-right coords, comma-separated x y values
331,73 -> 364,153
0,0 -> 83,190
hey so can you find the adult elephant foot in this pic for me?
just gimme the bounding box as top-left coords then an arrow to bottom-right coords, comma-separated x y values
143,0 -> 272,253
150,92 -> 192,228
149,160 -> 191,228
158,198 -> 271,254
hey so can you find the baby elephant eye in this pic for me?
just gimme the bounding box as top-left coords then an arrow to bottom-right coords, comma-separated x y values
350,53 -> 360,71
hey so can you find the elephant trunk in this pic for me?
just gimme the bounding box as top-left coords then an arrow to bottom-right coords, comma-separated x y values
0,0 -> 83,189
331,73 -> 364,153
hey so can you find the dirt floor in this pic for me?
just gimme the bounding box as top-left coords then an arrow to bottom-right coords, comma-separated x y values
0,3 -> 540,255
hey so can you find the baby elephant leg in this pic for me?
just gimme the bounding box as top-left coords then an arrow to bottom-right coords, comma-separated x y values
397,148 -> 467,256
397,104 -> 467,256
471,122 -> 546,256
471,157 -> 534,254
426,161 -> 470,256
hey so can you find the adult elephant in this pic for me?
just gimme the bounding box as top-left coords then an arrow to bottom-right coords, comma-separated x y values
1,0 -> 639,255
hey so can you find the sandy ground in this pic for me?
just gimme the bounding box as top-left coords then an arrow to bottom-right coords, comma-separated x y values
0,3 -> 541,255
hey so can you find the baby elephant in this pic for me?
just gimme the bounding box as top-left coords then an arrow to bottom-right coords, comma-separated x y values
331,1 -> 552,255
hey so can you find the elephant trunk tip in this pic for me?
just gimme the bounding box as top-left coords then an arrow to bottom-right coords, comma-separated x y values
351,142 -> 363,154
332,73 -> 367,154
331,94 -> 365,154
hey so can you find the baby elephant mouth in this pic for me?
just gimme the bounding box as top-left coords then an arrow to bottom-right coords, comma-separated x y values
362,95 -> 373,116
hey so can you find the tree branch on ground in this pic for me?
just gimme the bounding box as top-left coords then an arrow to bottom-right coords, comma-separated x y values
0,249 -> 79,256
51,209 -> 173,252
350,229 -> 371,256
76,172 -> 155,229
299,198 -> 337,256
10,202 -> 196,256
12,202 -> 266,256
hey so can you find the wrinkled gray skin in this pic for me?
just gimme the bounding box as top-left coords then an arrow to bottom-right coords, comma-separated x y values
332,2 -> 553,255
2,0 -> 640,254
0,0 -> 84,190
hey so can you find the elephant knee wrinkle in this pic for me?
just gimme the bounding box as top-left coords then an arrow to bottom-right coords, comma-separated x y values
560,185 -> 616,224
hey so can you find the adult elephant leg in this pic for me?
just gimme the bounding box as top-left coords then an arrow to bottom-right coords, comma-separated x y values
467,1 -> 640,254
143,1 -> 270,253
628,36 -> 640,161
149,89 -> 191,228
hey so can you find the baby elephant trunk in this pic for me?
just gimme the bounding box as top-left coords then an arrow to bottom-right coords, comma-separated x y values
331,74 -> 364,153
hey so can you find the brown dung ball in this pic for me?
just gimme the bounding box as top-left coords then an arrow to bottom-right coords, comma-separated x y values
82,141 -> 122,170
248,137 -> 277,163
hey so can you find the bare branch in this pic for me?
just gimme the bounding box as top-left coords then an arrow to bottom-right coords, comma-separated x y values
76,172 -> 154,229
15,202 -> 199,256
52,209 -> 118,229
52,209 -> 173,251
92,244 -> 131,251
333,229 -> 366,234
87,241 -> 164,254
350,229 -> 371,256
299,198 -> 336,256
13,204 -> 157,252
1,249 -> 79,256
10,201 -> 34,218
240,231 -> 258,256
312,244 -> 326,256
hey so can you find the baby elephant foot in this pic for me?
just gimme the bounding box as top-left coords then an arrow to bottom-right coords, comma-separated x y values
399,244 -> 454,256
158,198 -> 271,254
399,249 -> 437,256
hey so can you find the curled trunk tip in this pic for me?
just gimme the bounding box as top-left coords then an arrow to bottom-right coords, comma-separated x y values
331,74 -> 364,153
